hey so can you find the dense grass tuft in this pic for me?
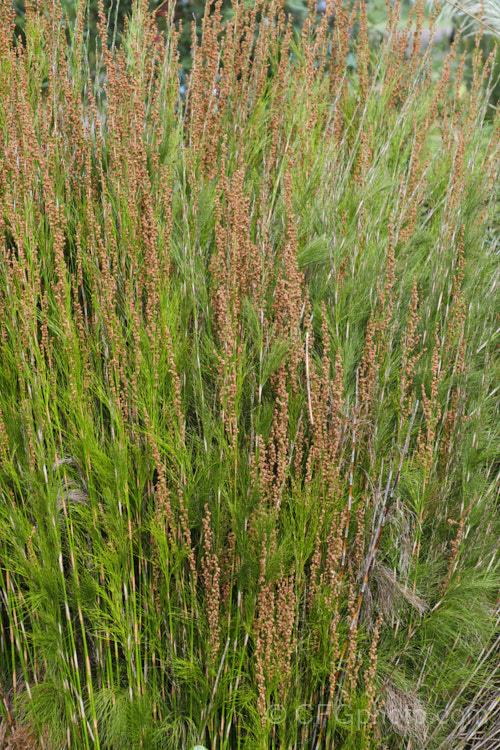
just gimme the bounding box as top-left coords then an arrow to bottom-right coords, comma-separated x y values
0,0 -> 499,747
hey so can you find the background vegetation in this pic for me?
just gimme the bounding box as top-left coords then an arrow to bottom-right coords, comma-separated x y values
0,0 -> 499,748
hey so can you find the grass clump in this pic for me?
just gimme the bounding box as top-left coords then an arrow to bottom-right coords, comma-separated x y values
0,0 -> 499,747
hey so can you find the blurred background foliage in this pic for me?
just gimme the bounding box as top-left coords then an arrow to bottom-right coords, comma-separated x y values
9,0 -> 438,64
11,0 -> 310,72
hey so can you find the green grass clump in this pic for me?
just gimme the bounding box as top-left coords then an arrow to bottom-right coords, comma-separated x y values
0,0 -> 499,748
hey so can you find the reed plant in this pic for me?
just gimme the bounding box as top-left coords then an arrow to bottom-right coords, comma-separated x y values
0,0 -> 499,747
